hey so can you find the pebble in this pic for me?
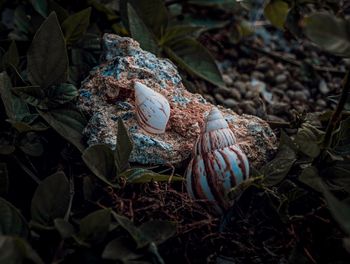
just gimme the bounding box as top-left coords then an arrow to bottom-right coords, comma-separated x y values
217,87 -> 232,97
275,73 -> 287,84
276,83 -> 288,91
316,99 -> 327,107
223,98 -> 238,108
266,114 -> 286,122
222,74 -> 233,85
214,93 -> 225,104
241,74 -> 250,82
256,63 -> 269,72
269,102 -> 289,115
319,79 -> 330,94
240,100 -> 256,115
294,91 -> 308,101
251,71 -> 265,80
203,94 -> 215,104
234,81 -> 247,94
230,89 -> 242,101
290,81 -> 304,91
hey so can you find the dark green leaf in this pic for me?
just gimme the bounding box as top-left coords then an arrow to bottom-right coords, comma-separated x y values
31,171 -> 70,227
262,132 -> 297,186
62,7 -> 91,45
48,0 -> 69,23
17,132 -> 44,157
54,218 -> 75,239
333,117 -> 350,155
82,144 -> 118,187
0,145 -> 15,155
47,83 -> 78,104
0,236 -> 44,264
102,237 -> 143,262
138,220 -> 176,246
112,212 -> 175,248
10,6 -> 31,41
115,118 -> 133,174
27,12 -> 68,88
38,107 -> 86,152
30,0 -> 48,17
299,166 -> 321,192
264,0 -> 289,29
320,183 -> 350,235
83,176 -> 95,201
0,164 -> 9,195
182,15 -> 229,32
304,12 -> 350,57
78,209 -> 111,245
2,41 -> 19,69
123,0 -> 168,37
160,25 -> 202,46
165,38 -> 224,87
322,161 -> 350,193
121,168 -> 183,183
0,72 -> 29,121
127,3 -> 159,55
0,198 -> 28,238
294,123 -> 323,158
12,86 -> 45,108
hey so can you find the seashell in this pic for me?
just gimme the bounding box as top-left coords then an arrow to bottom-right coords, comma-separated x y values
185,107 -> 250,213
134,82 -> 171,134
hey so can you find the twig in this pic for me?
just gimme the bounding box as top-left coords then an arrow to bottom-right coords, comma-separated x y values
64,176 -> 75,221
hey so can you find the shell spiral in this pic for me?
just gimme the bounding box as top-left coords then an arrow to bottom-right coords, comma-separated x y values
134,82 -> 171,134
185,107 -> 250,213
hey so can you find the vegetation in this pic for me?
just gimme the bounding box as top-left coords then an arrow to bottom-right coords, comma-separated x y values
0,0 -> 349,263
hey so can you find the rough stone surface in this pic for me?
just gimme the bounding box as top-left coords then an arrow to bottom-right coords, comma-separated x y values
78,34 -> 277,167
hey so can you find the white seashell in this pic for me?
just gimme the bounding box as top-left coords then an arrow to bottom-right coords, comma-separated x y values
134,82 -> 171,134
185,107 -> 250,214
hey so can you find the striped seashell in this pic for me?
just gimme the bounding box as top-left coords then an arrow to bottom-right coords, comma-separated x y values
185,107 -> 250,213
134,82 -> 170,134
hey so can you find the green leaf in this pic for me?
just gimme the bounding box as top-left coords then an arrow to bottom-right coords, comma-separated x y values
82,144 -> 118,187
262,132 -> 297,186
115,118 -> 133,174
126,0 -> 168,37
138,220 -> 176,246
127,3 -> 159,55
160,25 -> 203,46
0,72 -> 29,121
322,161 -> 350,193
304,12 -> 350,57
17,132 -> 44,157
62,7 -> 91,45
299,166 -> 321,192
0,198 -> 28,238
47,83 -> 78,104
165,38 -> 224,87
30,0 -> 48,17
0,164 -> 9,195
294,123 -> 323,158
112,213 -> 175,248
38,107 -> 86,152
0,236 -> 44,264
333,117 -> 350,155
264,0 -> 289,29
102,237 -> 143,262
12,86 -> 45,108
47,0 -> 69,23
27,12 -> 68,88
2,41 -> 19,69
54,218 -> 75,239
121,168 -> 183,183
78,209 -> 111,245
320,183 -> 350,236
31,171 -> 70,227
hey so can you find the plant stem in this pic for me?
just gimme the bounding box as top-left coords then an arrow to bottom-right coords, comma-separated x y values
323,70 -> 350,148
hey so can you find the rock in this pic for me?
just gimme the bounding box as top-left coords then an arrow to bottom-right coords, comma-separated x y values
290,81 -> 304,91
223,98 -> 237,108
234,81 -> 247,94
240,100 -> 256,115
216,87 -> 232,97
275,73 -> 287,84
316,99 -> 327,107
294,91 -> 308,102
229,89 -> 242,101
319,79 -> 330,95
203,94 -> 216,104
214,93 -> 225,104
222,74 -> 233,85
78,34 -> 277,168
251,71 -> 265,80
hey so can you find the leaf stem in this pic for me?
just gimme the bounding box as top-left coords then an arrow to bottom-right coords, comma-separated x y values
323,70 -> 350,148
